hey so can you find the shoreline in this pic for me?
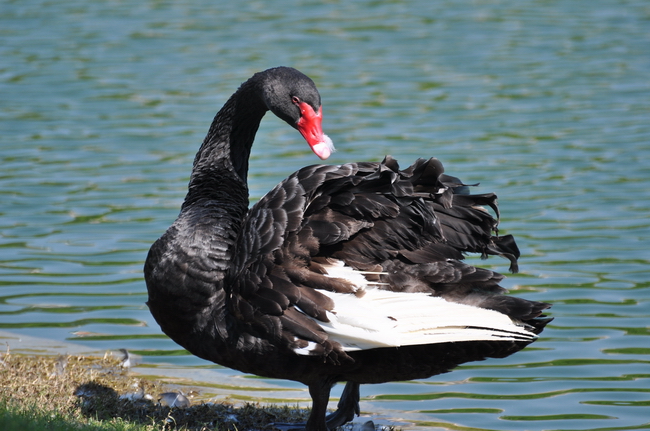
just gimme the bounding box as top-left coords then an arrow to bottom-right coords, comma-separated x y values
0,329 -> 310,406
0,330 -> 398,430
0,342 -> 312,430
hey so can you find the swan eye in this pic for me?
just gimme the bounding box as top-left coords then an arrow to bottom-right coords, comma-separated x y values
291,96 -> 300,105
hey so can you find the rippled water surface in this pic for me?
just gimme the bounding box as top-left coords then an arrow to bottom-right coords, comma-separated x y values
2,0 -> 649,429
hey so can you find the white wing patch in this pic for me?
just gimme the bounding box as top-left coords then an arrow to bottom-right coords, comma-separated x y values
319,258 -> 388,292
294,260 -> 537,355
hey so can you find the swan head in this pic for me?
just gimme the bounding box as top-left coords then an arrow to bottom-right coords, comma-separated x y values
260,67 -> 335,160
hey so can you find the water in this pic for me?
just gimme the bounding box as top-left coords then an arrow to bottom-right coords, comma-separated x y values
1,0 -> 649,429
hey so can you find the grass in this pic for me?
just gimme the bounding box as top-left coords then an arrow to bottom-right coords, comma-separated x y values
0,403 -> 152,431
0,351 -> 311,430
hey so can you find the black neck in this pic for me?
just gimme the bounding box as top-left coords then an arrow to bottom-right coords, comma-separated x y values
183,78 -> 269,210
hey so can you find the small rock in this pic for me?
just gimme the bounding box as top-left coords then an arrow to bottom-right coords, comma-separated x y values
159,391 -> 191,408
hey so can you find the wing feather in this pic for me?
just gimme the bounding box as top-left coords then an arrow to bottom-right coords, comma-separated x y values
226,157 -> 549,363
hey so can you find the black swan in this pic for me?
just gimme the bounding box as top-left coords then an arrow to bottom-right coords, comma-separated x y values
144,67 -> 551,431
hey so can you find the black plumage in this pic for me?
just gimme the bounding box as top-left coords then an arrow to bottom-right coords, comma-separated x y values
144,67 -> 551,431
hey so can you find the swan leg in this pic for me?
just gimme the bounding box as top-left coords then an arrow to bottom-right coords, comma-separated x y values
325,382 -> 360,429
304,379 -> 334,431
271,381 -> 359,431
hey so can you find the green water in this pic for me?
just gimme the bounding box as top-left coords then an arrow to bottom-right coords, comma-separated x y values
1,0 -> 649,429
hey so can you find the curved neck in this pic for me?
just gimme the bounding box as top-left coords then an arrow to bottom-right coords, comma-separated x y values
183,79 -> 269,209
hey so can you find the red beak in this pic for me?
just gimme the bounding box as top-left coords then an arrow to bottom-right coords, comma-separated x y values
296,102 -> 334,160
